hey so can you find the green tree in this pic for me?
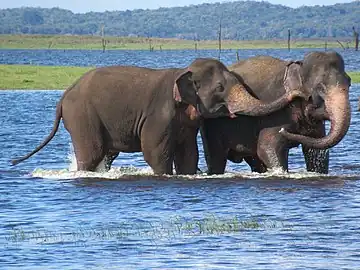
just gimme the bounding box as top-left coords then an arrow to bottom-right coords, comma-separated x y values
22,10 -> 44,25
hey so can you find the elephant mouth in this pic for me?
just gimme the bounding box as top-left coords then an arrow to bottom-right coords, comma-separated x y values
197,101 -> 233,118
303,96 -> 330,121
305,105 -> 330,121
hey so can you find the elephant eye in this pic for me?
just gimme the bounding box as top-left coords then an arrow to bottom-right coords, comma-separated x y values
216,82 -> 225,92
193,80 -> 200,91
315,83 -> 326,93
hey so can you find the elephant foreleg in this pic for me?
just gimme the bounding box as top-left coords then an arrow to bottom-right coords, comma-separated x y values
302,121 -> 329,174
203,141 -> 228,175
174,128 -> 199,175
104,151 -> 119,171
200,123 -> 227,175
302,147 -> 329,174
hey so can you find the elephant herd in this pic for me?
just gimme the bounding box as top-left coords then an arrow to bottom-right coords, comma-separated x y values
11,51 -> 352,176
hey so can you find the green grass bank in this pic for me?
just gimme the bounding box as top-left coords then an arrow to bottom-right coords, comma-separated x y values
0,34 -> 355,50
0,65 -> 92,89
0,64 -> 359,90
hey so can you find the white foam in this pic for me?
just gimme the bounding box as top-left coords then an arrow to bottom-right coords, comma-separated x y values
30,164 -> 336,181
31,166 -> 155,180
32,145 -> 154,179
67,143 -> 77,172
30,144 -> 347,181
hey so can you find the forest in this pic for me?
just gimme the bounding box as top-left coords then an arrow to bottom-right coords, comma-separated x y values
0,1 -> 359,40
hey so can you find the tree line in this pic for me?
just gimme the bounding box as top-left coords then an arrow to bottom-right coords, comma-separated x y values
0,1 -> 359,40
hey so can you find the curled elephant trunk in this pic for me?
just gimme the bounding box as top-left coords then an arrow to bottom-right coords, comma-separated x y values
226,84 -> 306,116
280,87 -> 351,149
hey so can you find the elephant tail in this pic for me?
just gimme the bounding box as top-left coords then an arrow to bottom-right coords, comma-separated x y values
11,101 -> 63,166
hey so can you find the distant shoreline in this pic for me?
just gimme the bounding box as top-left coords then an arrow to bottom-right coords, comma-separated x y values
0,64 -> 359,90
0,34 -> 356,50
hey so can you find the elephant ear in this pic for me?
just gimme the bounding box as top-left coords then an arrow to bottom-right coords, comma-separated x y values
173,70 -> 197,105
283,61 -> 303,92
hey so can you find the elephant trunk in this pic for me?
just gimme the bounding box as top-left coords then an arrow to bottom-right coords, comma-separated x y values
280,86 -> 351,149
226,84 -> 305,116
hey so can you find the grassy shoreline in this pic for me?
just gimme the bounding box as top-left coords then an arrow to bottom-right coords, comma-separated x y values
1,64 -> 359,89
0,34 -> 355,50
0,65 -> 92,90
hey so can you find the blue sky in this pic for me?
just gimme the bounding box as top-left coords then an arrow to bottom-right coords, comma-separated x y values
0,0 -> 355,13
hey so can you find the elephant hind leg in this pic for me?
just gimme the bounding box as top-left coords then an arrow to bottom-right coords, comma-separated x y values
244,156 -> 267,173
71,137 -> 106,172
66,120 -> 107,172
257,130 -> 288,172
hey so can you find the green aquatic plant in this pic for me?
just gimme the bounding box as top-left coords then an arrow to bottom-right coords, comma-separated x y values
4,215 -> 292,244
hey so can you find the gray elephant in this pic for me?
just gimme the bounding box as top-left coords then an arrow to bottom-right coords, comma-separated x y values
11,58 -> 305,175
201,51 -> 351,174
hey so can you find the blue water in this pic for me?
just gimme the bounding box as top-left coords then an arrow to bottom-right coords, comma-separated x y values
1,48 -> 360,269
1,48 -> 360,70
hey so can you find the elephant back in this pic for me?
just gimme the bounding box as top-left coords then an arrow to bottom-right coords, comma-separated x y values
229,56 -> 287,101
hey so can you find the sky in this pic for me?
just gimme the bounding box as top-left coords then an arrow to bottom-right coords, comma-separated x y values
0,0 -> 356,13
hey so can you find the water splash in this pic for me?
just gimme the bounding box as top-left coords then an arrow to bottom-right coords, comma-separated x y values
67,143 -> 77,172
30,165 -> 357,181
67,143 -> 109,173
31,166 -> 155,180
30,143 -> 358,181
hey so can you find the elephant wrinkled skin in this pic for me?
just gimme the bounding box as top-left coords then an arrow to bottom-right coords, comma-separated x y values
201,51 -> 351,174
11,58 -> 304,175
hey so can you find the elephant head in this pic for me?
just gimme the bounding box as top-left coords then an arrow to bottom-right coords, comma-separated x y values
173,58 -> 306,118
280,51 -> 351,149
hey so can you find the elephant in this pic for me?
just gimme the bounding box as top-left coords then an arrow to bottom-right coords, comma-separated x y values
11,58 -> 305,175
201,51 -> 351,175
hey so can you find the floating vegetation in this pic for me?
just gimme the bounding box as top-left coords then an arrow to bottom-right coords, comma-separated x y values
4,215 -> 292,244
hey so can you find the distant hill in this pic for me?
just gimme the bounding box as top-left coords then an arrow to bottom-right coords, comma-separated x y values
0,1 -> 359,40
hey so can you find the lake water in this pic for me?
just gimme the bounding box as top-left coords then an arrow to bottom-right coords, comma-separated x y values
1,48 -> 360,269
1,47 -> 360,70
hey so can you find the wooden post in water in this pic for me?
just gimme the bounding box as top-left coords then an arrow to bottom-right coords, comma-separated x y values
194,34 -> 198,53
337,40 -> 346,50
101,25 -> 106,53
353,26 -> 359,51
325,40 -> 327,51
287,28 -> 291,51
148,37 -> 154,52
218,18 -> 222,60
236,50 -> 240,61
